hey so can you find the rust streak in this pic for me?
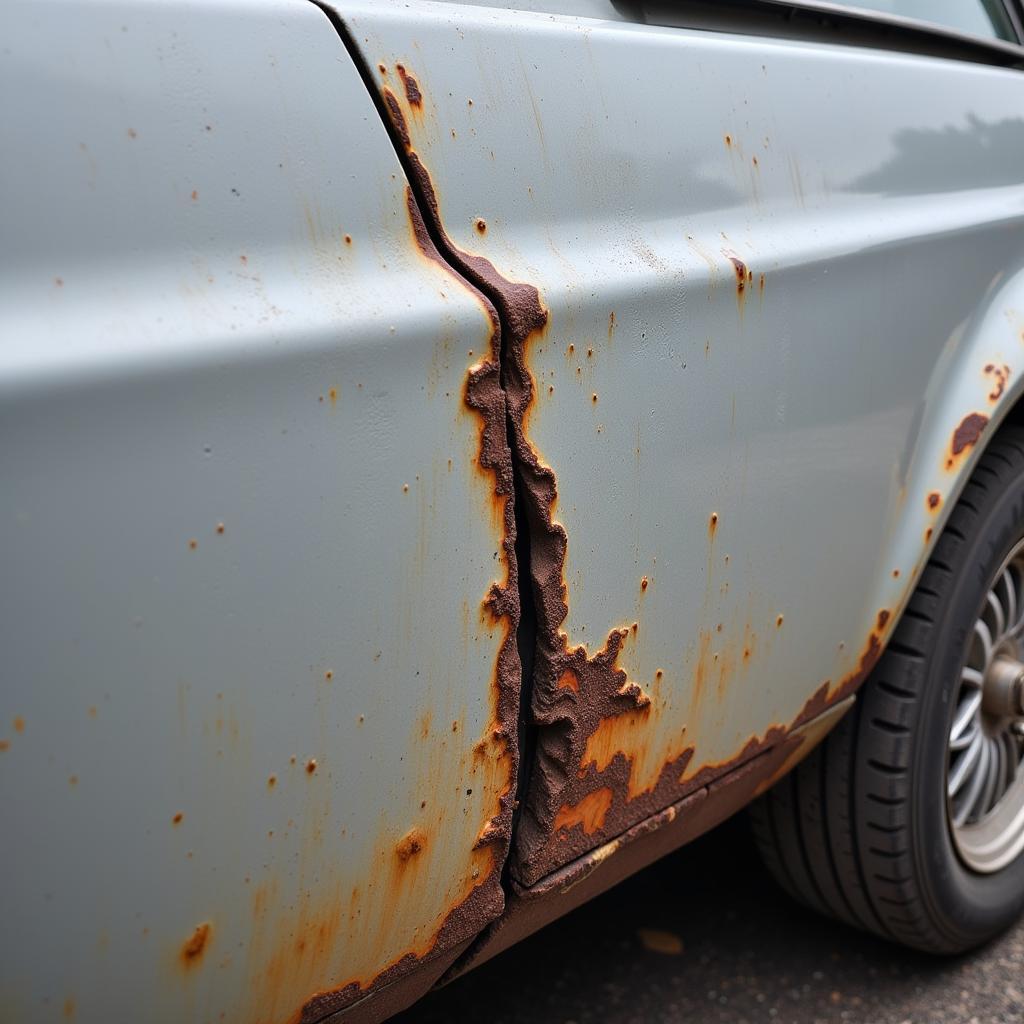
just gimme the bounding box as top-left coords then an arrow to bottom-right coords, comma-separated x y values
396,64 -> 423,110
180,922 -> 211,968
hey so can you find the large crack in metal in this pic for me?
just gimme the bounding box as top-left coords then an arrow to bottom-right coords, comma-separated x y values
306,12 -> 895,1015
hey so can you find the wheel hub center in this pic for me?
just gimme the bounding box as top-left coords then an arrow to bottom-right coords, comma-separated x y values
983,654 -> 1024,720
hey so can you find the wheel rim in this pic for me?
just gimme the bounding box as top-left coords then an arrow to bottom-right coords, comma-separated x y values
947,538 -> 1024,874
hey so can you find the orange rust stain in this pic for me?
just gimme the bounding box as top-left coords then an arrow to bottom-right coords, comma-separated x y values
553,787 -> 614,836
216,522 -> 225,535
556,669 -> 580,693
983,363 -> 1010,403
418,710 -> 432,739
640,576 -> 649,592
927,491 -> 941,510
592,393 -> 598,404
708,512 -> 719,539
13,716 -> 24,734
323,669 -> 333,681
395,827 -> 427,863
188,539 -> 198,550
925,527 -> 933,542
190,189 -> 198,201
877,609 -> 891,631
892,569 -> 900,579
305,758 -> 317,775
0,740 -> 9,752
776,614 -> 784,628
267,775 -> 277,789
724,134 -> 732,146
180,922 -> 211,968
344,234 -> 352,245
475,218 -> 487,234
578,705 -> 652,779
63,998 -> 75,1019
328,387 -> 338,405
172,812 -> 183,826
378,63 -> 387,75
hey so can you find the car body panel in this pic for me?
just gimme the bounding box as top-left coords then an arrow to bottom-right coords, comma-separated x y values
0,1 -> 519,1020
337,0 -> 1024,884
4,0 -> 1024,1021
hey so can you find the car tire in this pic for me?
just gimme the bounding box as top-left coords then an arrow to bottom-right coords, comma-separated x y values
750,424 -> 1024,953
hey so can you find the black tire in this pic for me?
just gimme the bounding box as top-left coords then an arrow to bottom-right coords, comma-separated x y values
750,424 -> 1024,953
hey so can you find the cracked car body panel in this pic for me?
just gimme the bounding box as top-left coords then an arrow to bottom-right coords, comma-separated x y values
338,0 -> 1024,885
0,1 -> 519,1021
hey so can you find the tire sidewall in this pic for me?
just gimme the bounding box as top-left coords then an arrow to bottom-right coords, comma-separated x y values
913,462 -> 1024,948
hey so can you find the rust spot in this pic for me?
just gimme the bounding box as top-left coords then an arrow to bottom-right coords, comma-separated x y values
591,393 -> 598,404
925,527 -> 933,542
475,218 -> 487,234
344,234 -> 352,245
396,64 -> 423,109
188,539 -> 198,550
68,774 -> 78,786
267,775 -> 277,789
776,614 -> 784,628
640,576 -> 649,592
655,669 -> 663,680
951,412 -> 989,457
172,812 -> 183,825
927,491 -> 941,510
13,716 -> 24,734
0,740 -> 9,752
190,189 -> 198,201
180,922 -> 211,967
305,758 -> 317,775
328,387 -> 338,405
724,134 -> 732,146
378,63 -> 387,75
324,669 -> 333,681
724,251 -> 748,304
63,998 -> 75,1019
758,272 -> 765,295
708,512 -> 719,538
553,787 -> 614,836
892,569 -> 900,579
984,363 -> 1011,403
395,828 -> 426,862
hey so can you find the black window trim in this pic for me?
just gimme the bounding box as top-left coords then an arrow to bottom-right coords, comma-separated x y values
621,0 -> 1024,68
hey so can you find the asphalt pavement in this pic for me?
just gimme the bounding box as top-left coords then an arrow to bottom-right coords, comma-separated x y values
394,816 -> 1024,1024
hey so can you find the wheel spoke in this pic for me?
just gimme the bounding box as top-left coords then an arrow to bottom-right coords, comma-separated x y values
987,590 -> 1006,639
974,618 -> 995,668
950,692 -> 982,747
961,666 -> 984,688
949,730 -> 984,799
1002,569 -> 1018,639
979,738 -> 1000,818
953,736 -> 989,827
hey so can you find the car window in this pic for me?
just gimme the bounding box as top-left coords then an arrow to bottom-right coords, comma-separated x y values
848,0 -> 1016,41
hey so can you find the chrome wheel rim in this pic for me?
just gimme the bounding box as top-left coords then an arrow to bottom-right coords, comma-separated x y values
947,539 -> 1024,874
